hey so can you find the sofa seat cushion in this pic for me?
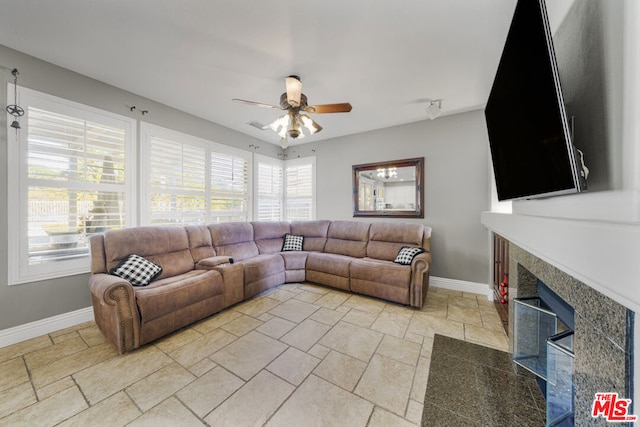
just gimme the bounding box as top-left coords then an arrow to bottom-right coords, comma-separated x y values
280,251 -> 309,270
306,252 -> 353,291
240,253 -> 285,285
350,258 -> 412,289
306,252 -> 353,277
135,270 -> 223,322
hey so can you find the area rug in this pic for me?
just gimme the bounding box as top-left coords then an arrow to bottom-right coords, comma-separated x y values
421,334 -> 546,427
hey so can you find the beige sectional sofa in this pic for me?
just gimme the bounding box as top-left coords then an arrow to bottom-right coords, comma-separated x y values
89,220 -> 432,353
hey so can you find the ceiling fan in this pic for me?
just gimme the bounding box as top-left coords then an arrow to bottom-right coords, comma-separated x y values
233,75 -> 352,147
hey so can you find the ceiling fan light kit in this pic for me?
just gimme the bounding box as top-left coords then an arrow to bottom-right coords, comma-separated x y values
299,114 -> 322,134
284,75 -> 302,107
233,75 -> 352,148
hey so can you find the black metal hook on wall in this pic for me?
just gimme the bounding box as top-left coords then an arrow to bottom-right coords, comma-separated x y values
128,105 -> 149,115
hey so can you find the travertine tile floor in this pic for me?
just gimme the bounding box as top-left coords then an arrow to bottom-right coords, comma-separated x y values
0,284 -> 508,426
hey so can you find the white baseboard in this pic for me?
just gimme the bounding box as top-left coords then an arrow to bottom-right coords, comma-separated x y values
0,307 -> 94,349
430,276 -> 493,301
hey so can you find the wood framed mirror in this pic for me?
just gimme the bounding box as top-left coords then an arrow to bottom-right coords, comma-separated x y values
352,157 -> 424,218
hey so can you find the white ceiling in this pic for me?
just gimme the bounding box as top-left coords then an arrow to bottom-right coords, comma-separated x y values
0,0 -> 536,146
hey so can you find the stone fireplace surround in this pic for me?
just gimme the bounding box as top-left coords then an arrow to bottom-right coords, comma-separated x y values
508,242 -> 634,425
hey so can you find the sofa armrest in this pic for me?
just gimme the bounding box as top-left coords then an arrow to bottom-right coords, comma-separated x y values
194,256 -> 244,308
196,255 -> 234,269
89,273 -> 141,354
410,252 -> 432,308
214,263 -> 245,308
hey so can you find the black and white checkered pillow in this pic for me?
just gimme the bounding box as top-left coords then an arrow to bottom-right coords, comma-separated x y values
281,233 -> 304,251
393,246 -> 425,265
109,254 -> 163,286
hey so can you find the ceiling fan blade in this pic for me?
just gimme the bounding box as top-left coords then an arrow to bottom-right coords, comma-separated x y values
285,76 -> 302,107
232,98 -> 282,109
305,103 -> 352,114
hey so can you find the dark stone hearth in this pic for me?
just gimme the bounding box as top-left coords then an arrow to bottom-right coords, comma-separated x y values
422,334 -> 546,427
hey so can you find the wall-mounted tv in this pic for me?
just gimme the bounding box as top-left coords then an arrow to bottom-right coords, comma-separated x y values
485,0 -> 588,201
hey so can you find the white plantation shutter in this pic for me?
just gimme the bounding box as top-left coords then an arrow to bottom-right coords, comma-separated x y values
8,88 -> 135,284
149,137 -> 206,225
210,151 -> 249,222
27,107 -> 128,252
255,156 -> 283,221
141,123 -> 251,225
285,158 -> 315,221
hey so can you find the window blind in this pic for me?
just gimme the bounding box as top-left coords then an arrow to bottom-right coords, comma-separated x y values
149,136 -> 206,225
142,125 -> 251,225
256,161 -> 283,221
210,151 -> 249,222
285,162 -> 314,221
26,107 -> 128,266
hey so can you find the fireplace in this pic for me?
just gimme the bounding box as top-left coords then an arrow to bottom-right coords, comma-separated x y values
507,242 -> 634,426
513,281 -> 575,425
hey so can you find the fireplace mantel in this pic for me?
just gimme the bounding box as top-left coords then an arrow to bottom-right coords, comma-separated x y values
481,211 -> 640,313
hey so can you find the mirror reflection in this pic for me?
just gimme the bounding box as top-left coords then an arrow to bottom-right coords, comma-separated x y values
353,157 -> 424,218
358,166 -> 417,211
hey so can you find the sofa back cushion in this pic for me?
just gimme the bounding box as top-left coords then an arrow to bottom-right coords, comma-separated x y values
208,222 -> 259,261
185,225 -> 216,262
103,226 -> 194,280
324,220 -> 370,258
291,220 -> 330,251
366,222 -> 426,261
89,234 -> 107,274
252,221 -> 291,254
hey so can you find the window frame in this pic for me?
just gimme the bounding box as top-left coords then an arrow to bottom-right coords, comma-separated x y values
7,86 -> 137,285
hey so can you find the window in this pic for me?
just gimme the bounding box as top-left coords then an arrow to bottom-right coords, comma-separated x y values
285,157 -> 316,221
140,123 -> 251,225
210,151 -> 250,223
254,155 -> 315,222
146,135 -> 206,225
7,87 -> 136,284
255,155 -> 283,221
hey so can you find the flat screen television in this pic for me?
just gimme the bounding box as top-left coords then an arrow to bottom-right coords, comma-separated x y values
485,0 -> 588,201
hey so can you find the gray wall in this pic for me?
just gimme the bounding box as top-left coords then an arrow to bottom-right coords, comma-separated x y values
0,45 -> 278,330
287,111 -> 491,284
553,0 -> 624,191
